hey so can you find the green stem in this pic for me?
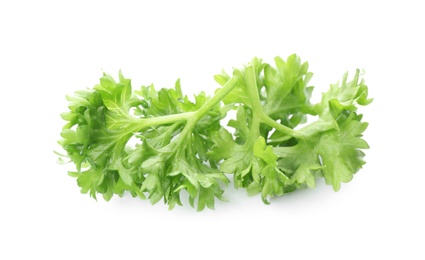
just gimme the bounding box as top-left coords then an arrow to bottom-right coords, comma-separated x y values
138,112 -> 195,129
245,65 -> 303,140
259,114 -> 303,139
183,77 -> 239,139
170,77 -> 239,154
192,77 -> 238,121
245,65 -> 262,138
130,76 -> 238,133
123,112 -> 193,137
245,66 -> 262,115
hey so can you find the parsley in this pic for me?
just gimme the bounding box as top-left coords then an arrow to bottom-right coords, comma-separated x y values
58,54 -> 372,210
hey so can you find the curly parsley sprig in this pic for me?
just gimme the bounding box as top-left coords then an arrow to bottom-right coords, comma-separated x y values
58,54 -> 372,210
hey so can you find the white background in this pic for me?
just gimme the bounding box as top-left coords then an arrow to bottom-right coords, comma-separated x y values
1,0 -> 424,259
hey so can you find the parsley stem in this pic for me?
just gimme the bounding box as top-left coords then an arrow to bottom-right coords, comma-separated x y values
244,65 -> 262,114
129,112 -> 193,135
140,112 -> 195,128
132,77 -> 238,132
245,65 -> 262,137
192,77 -> 238,121
259,114 -> 303,139
181,77 -> 239,137
245,65 -> 303,140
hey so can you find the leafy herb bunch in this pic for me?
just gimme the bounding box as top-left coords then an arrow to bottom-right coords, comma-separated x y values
58,54 -> 372,211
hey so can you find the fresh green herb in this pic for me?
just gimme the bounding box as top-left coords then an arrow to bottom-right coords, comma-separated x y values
58,54 -> 372,210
